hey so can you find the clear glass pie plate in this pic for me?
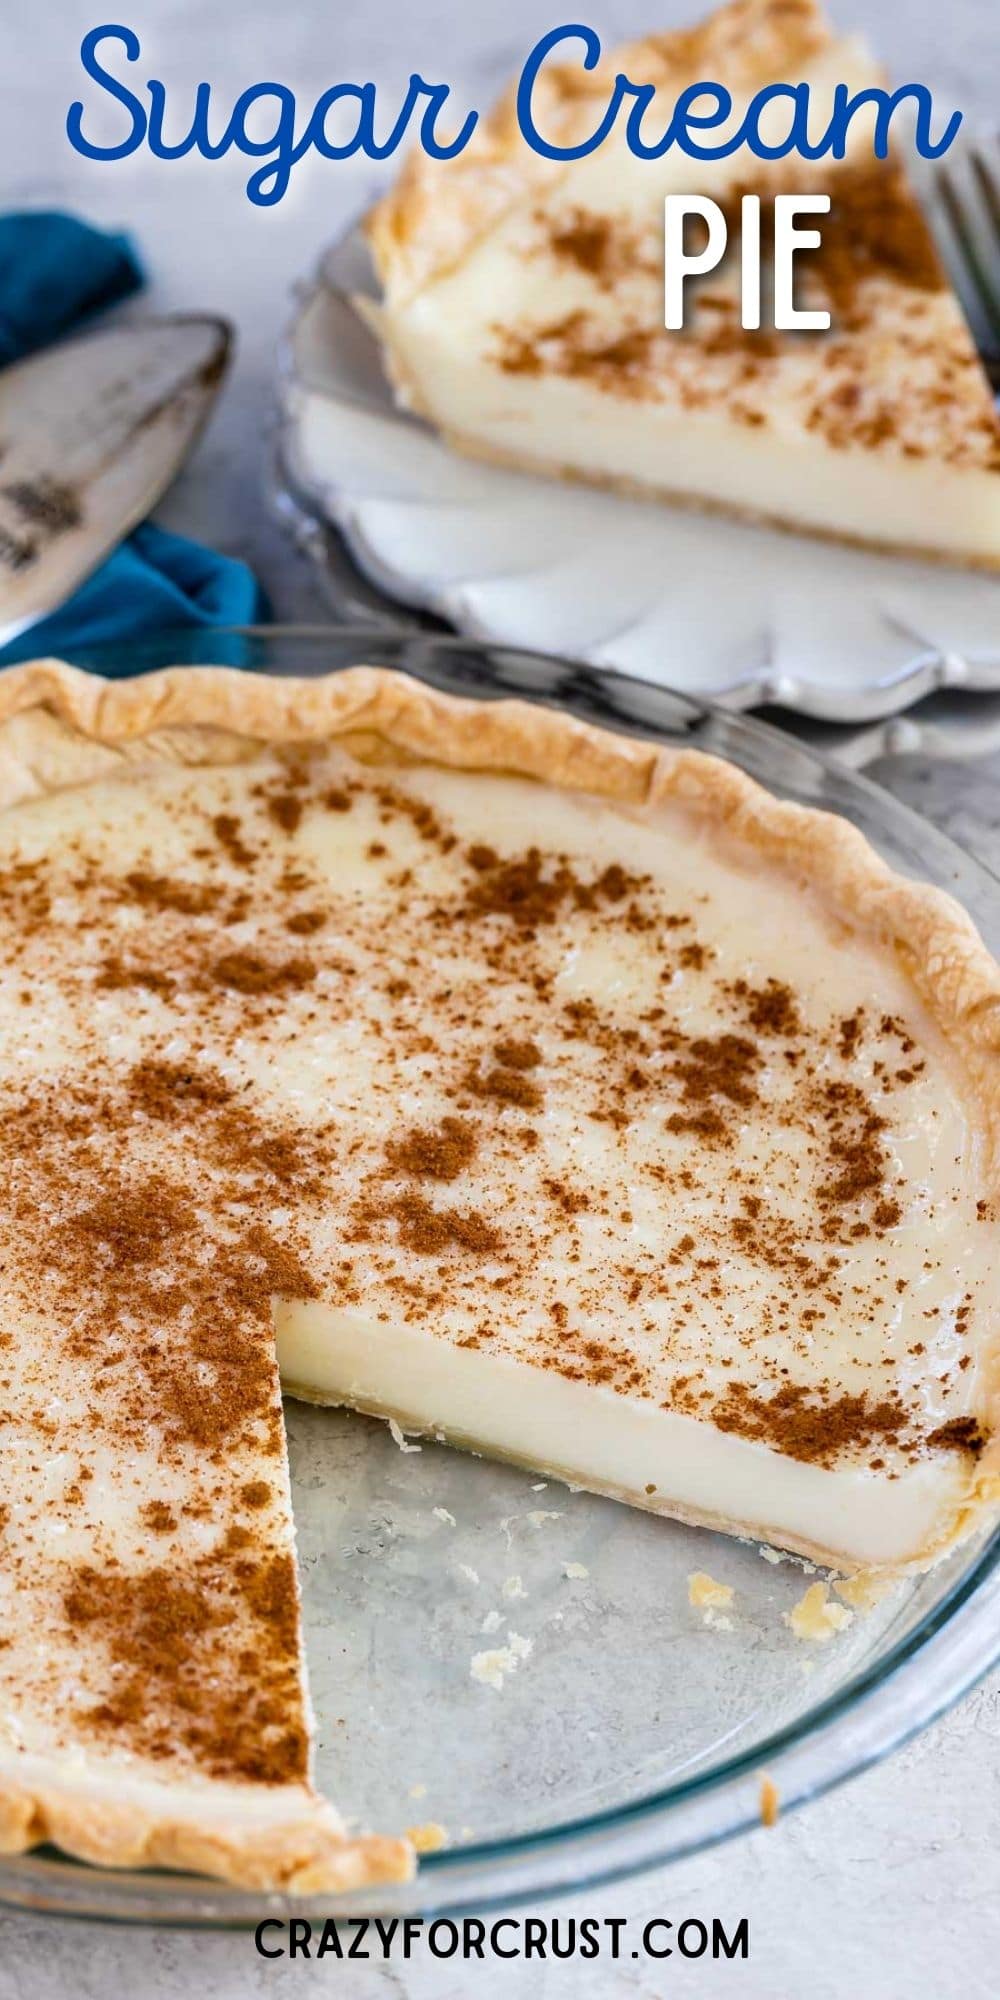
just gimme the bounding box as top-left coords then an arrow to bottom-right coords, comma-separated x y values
4,625 -> 999,1928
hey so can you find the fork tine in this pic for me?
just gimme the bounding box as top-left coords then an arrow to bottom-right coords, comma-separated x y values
971,147 -> 1000,240
935,159 -> 1000,370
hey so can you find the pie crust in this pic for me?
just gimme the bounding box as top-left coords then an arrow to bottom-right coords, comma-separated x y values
0,655 -> 997,1891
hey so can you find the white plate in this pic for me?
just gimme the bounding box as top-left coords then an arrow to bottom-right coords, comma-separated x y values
784,687 -> 1000,769
276,226 -> 1000,725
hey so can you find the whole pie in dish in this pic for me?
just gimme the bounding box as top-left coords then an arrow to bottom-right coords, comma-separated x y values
0,659 -> 996,1891
365,0 -> 1000,569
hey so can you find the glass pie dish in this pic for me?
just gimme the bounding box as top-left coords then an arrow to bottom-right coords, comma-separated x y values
2,624 -> 998,1928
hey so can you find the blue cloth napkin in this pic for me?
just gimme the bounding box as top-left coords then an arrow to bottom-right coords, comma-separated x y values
0,212 -> 267,670
0,211 -> 142,367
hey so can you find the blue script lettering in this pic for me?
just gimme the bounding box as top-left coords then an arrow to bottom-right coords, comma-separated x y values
516,24 -> 621,160
514,22 -> 961,164
67,25 -> 146,160
825,82 -> 961,161
65,20 -> 962,200
625,83 -> 734,163
66,25 -> 478,203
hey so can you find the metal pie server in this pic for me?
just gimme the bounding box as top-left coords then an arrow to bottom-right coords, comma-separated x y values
0,314 -> 233,651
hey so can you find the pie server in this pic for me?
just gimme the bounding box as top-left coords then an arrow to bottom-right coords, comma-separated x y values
0,314 -> 233,652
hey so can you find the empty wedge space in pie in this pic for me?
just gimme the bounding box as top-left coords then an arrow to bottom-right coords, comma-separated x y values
365,0 -> 1000,568
0,659 -> 995,1890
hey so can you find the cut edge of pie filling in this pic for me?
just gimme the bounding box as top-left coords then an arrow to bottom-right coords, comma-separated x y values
0,660 -> 996,1891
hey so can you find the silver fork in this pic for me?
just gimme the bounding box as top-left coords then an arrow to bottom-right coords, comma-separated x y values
925,134 -> 1000,391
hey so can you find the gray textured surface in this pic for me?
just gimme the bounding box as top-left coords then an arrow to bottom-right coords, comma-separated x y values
1,1 -> 999,1993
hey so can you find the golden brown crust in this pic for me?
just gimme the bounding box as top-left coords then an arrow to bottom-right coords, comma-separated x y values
365,85 -> 554,308
0,1765 -> 413,1893
0,651 -> 997,1884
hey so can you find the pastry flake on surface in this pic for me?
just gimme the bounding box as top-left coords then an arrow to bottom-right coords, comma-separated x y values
688,1572 -> 736,1610
785,1582 -> 855,1641
365,0 -> 1000,568
0,657 -> 996,1886
759,1774 -> 780,1825
406,1821 -> 449,1853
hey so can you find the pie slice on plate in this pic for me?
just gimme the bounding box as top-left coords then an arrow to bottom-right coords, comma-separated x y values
0,658 -> 997,1889
365,0 -> 1000,568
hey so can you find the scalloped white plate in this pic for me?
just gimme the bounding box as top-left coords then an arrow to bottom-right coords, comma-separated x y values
275,225 -> 1000,725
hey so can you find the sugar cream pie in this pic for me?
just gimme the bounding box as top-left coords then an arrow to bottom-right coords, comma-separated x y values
0,658 -> 997,1891
365,0 -> 1000,569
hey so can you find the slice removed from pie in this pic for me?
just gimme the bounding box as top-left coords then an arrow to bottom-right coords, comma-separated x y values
0,657 -> 997,1889
365,0 -> 1000,568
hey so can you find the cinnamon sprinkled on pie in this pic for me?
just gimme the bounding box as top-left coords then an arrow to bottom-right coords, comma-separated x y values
543,209 -> 653,291
487,165 -> 1000,469
64,1553 -> 306,1784
712,1382 -> 909,1466
386,1116 -> 478,1181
